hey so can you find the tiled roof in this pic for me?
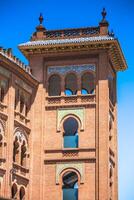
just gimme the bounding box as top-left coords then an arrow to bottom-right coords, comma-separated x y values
19,36 -> 114,47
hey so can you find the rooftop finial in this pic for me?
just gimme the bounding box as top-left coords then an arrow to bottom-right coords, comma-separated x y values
35,13 -> 46,33
39,13 -> 43,25
102,8 -> 107,21
99,8 -> 109,35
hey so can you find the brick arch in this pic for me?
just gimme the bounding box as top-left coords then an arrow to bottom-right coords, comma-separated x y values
57,108 -> 85,132
60,168 -> 80,186
60,114 -> 81,133
80,69 -> 96,77
56,162 -> 85,184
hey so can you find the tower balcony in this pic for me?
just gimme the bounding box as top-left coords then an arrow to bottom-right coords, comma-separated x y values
45,94 -> 96,108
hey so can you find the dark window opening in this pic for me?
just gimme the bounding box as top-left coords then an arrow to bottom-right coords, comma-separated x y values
65,74 -> 77,96
63,171 -> 78,200
13,137 -> 19,163
48,75 -> 61,96
63,117 -> 78,148
19,187 -> 25,200
21,141 -> 27,166
20,95 -> 25,114
11,184 -> 17,199
81,73 -> 95,94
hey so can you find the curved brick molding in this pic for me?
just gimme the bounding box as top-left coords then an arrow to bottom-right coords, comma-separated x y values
56,162 -> 85,184
57,107 -> 85,131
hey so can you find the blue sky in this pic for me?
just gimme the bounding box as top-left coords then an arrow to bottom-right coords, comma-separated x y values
0,0 -> 134,199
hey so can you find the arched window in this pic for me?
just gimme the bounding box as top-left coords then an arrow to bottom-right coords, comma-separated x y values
13,136 -> 20,163
65,74 -> 77,96
13,130 -> 28,167
81,73 -> 95,94
20,94 -> 25,114
62,171 -> 78,200
48,74 -> 61,96
63,117 -> 78,148
19,187 -> 25,200
11,183 -> 18,199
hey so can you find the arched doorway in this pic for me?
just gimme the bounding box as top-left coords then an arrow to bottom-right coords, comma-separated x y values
62,171 -> 78,200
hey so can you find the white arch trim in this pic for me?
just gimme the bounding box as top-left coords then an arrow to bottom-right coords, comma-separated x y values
56,162 -> 85,184
57,107 -> 85,132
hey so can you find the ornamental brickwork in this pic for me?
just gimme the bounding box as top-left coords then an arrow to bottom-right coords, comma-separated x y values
0,9 -> 127,200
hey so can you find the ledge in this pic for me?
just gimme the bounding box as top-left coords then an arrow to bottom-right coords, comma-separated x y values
45,148 -> 96,153
14,110 -> 30,125
44,157 -> 96,163
14,118 -> 31,133
13,162 -> 29,174
46,94 -> 96,108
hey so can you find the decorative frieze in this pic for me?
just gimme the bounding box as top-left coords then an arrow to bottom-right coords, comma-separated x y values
48,64 -> 95,75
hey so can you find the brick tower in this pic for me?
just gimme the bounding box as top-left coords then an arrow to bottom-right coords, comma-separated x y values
0,9 -> 127,200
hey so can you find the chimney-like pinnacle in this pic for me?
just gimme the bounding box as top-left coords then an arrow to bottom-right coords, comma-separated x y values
99,8 -> 109,35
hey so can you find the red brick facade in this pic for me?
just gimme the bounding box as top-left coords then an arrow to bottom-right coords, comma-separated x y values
0,9 -> 127,200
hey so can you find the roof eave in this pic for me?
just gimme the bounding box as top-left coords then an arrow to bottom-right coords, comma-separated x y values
19,39 -> 127,72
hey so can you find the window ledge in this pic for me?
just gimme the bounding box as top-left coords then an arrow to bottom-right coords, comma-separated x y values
62,148 -> 79,151
14,110 -> 30,125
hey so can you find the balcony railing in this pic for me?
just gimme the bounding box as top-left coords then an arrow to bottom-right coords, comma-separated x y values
46,94 -> 96,108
